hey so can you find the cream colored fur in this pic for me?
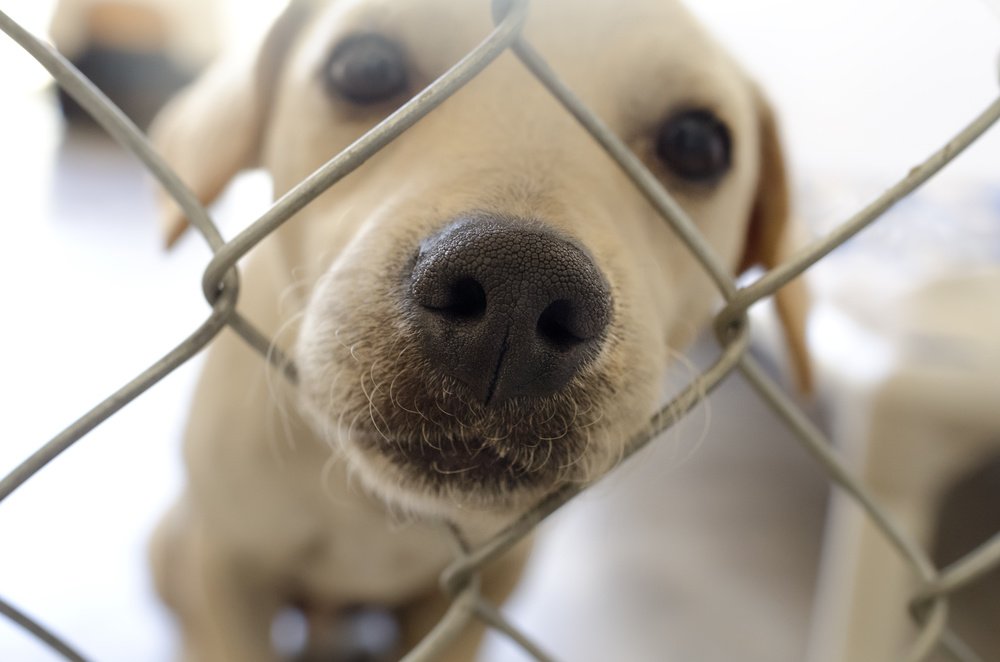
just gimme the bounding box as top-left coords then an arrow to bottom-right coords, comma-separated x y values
149,1 -> 809,659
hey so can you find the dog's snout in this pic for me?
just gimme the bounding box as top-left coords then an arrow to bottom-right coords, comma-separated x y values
408,216 -> 612,404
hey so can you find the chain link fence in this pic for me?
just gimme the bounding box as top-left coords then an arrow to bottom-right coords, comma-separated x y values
1,0 -> 999,660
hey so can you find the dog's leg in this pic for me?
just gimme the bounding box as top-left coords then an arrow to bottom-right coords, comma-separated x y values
395,537 -> 532,662
151,498 -> 284,662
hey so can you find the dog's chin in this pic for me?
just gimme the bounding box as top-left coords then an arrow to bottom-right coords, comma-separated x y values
341,427 -> 568,517
295,308 -> 626,517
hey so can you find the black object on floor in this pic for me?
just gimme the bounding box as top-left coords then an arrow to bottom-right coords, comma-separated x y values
57,44 -> 195,130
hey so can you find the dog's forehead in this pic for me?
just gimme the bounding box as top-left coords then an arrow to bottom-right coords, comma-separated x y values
303,0 -> 703,35
294,0 -> 742,100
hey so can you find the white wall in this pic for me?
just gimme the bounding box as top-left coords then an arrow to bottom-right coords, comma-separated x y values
690,0 -> 1000,179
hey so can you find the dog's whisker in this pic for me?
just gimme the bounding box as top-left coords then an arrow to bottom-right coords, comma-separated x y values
262,309 -> 308,461
430,461 -> 481,476
276,274 -> 315,319
422,426 -> 443,453
344,407 -> 367,452
319,453 -> 354,507
537,427 -> 571,441
387,346 -> 432,420
557,444 -> 587,471
484,426 -> 512,441
456,436 -> 474,456
433,398 -> 461,422
578,403 -> 606,430
525,441 -> 555,474
520,434 -> 542,449
359,371 -> 394,444
534,405 -> 560,428
661,343 -> 713,467
319,360 -> 353,436
348,342 -> 364,363
463,441 -> 486,461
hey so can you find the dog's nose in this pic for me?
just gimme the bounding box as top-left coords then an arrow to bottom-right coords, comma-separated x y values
408,216 -> 612,404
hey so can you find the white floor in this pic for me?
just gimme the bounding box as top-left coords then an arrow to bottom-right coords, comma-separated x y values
0,114 -> 208,661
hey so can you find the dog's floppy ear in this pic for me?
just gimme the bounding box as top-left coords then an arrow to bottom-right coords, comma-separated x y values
740,91 -> 812,393
150,0 -> 315,247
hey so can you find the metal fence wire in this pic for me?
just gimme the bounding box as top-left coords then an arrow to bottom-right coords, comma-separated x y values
2,1 -> 1000,660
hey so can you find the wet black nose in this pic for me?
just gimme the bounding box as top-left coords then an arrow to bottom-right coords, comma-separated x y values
408,216 -> 612,404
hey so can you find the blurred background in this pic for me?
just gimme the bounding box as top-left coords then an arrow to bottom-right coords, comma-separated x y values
0,0 -> 998,660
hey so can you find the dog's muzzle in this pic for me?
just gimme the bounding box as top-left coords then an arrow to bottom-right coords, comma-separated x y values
406,215 -> 613,404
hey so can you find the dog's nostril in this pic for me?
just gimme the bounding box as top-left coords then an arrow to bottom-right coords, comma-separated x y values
537,300 -> 585,350
427,277 -> 486,320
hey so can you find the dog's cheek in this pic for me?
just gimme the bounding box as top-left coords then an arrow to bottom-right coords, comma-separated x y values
559,316 -> 664,484
608,331 -> 665,469
294,270 -> 360,426
604,255 -> 672,389
294,301 -> 339,432
293,242 -> 411,436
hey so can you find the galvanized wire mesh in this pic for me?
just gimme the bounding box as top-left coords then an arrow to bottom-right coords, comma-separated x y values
2,1 -> 1000,660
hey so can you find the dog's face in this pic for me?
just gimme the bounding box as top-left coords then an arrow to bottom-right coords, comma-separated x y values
155,0 -> 804,520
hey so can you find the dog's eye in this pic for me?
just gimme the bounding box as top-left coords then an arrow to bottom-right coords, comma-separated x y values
325,34 -> 408,104
655,110 -> 731,183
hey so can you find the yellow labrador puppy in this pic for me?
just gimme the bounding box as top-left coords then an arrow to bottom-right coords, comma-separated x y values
150,0 -> 808,659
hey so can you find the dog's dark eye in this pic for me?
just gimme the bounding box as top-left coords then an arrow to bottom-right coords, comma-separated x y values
325,34 -> 408,104
655,110 -> 732,183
